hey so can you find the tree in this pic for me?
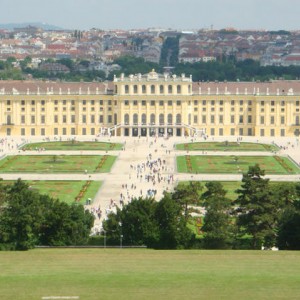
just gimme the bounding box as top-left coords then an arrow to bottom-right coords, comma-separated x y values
103,197 -> 159,247
0,179 -> 94,250
201,182 -> 234,249
234,164 -> 279,249
172,181 -> 202,220
154,193 -> 194,249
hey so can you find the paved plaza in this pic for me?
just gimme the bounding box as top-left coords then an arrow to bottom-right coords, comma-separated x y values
0,135 -> 300,231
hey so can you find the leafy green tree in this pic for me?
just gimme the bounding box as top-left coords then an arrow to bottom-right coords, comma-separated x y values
201,182 -> 234,249
155,193 -> 194,249
0,179 -> 94,250
172,181 -> 202,220
235,164 -> 279,249
103,197 -> 159,247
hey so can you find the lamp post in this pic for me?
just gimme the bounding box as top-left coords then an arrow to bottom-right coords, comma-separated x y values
102,230 -> 106,248
119,222 -> 123,248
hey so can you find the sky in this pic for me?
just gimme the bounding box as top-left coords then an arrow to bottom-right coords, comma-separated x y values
1,0 -> 300,31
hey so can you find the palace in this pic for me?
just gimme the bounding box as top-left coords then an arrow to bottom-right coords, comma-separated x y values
0,70 -> 300,138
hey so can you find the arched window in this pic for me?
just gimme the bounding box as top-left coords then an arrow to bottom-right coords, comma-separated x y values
125,85 -> 129,94
133,85 -> 138,93
159,114 -> 164,125
176,114 -> 181,124
177,85 -> 181,94
142,114 -> 147,125
142,85 -> 146,94
167,114 -> 173,125
124,113 -> 129,125
133,113 -> 138,125
160,85 -> 164,94
150,113 -> 155,125
151,85 -> 155,94
168,85 -> 172,94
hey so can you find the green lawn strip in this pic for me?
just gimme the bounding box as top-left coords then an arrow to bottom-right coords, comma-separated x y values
0,155 -> 117,173
0,249 -> 299,300
0,180 -> 102,204
177,155 -> 300,174
176,142 -> 279,152
21,141 -> 123,151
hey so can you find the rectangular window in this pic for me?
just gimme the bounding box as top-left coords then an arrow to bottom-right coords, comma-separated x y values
270,116 -> 275,125
99,100 -> 103,105
271,101 -> 275,106
99,115 -> 103,123
63,100 -> 67,105
270,129 -> 275,137
202,115 -> 206,124
210,115 -> 215,124
54,100 -> 58,105
260,129 -> 265,136
151,101 -> 155,106
41,115 -> 45,124
247,115 -> 252,123
124,100 -> 129,106
71,128 -> 76,135
54,128 -> 58,135
62,128 -> 67,135
210,128 -> 215,136
133,100 -> 138,106
168,100 -> 172,106
83,100 -> 86,105
231,115 -> 235,124
176,100 -> 181,106
281,129 -> 285,136
41,128 -> 45,136
82,115 -> 86,123
21,128 -> 25,136
62,115 -> 67,123
219,128 -> 223,136
21,115 -> 25,124
82,128 -> 86,135
142,101 -> 146,106
281,116 -> 285,125
202,100 -> 206,105
219,115 -> 223,124
31,128 -> 35,136
31,100 -> 35,105
193,115 -> 198,124
260,116 -> 264,125
54,115 -> 58,123
239,115 -> 243,124
71,115 -> 76,123
21,100 -> 25,106
31,116 -> 35,124
91,115 -> 95,123
159,101 -> 164,106
230,128 -> 235,136
108,115 -> 112,123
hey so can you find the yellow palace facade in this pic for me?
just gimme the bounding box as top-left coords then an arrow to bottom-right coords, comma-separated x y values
0,70 -> 300,138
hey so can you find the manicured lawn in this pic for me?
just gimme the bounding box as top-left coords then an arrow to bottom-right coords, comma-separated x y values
0,249 -> 299,300
0,180 -> 102,204
176,141 -> 279,152
21,141 -> 123,151
0,155 -> 117,173
177,155 -> 300,174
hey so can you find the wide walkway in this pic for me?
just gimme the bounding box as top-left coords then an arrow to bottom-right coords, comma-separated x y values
0,135 -> 299,232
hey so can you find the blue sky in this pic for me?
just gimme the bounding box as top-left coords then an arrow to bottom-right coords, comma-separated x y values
1,0 -> 299,30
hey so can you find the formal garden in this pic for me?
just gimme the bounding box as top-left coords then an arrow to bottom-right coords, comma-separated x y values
176,141 -> 279,152
0,154 -> 117,173
21,140 -> 123,151
177,155 -> 300,174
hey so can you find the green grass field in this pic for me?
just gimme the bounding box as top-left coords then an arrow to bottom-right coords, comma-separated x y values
176,141 -> 279,152
0,155 -> 117,173
21,141 -> 123,151
177,155 -> 300,174
0,180 -> 102,204
0,249 -> 299,300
